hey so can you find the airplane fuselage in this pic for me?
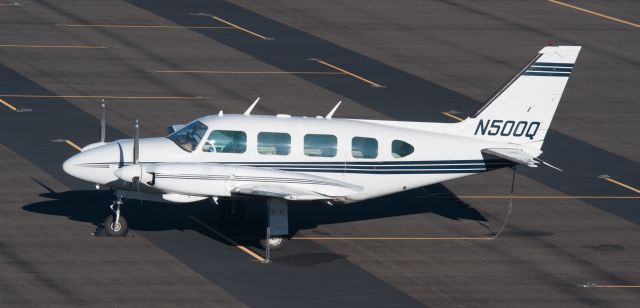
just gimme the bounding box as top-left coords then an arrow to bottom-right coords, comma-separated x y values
64,114 -> 513,203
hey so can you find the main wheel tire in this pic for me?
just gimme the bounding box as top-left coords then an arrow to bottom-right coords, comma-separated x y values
103,215 -> 128,237
219,200 -> 245,222
259,236 -> 287,251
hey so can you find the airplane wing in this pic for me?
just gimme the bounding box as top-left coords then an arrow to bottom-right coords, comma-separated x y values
143,163 -> 363,201
232,184 -> 333,201
224,164 -> 363,201
481,148 -> 562,171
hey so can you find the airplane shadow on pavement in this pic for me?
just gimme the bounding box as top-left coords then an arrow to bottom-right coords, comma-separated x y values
23,179 -> 487,249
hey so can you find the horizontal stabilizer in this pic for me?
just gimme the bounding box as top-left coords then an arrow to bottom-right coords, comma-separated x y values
482,148 -> 538,167
482,148 -> 563,171
232,185 -> 332,201
533,157 -> 564,172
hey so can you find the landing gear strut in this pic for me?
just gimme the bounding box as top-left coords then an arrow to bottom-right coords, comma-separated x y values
260,198 -> 289,262
104,196 -> 128,236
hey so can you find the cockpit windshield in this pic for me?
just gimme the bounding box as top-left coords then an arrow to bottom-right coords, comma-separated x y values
167,121 -> 208,152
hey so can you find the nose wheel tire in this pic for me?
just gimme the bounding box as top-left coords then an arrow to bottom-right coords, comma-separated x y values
260,236 -> 287,251
103,215 -> 128,237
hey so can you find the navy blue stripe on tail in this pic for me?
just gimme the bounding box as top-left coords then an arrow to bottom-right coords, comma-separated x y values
524,62 -> 573,77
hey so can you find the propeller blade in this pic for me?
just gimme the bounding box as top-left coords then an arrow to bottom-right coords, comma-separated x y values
117,142 -> 124,168
100,100 -> 106,142
133,119 -> 139,165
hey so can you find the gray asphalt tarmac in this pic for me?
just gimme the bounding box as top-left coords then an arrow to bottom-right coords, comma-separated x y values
1,0 -> 639,307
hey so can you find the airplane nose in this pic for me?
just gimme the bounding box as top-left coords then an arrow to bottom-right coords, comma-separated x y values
62,143 -> 120,184
62,153 -> 82,179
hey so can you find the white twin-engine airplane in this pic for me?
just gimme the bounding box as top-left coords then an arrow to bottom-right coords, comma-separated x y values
63,46 -> 580,250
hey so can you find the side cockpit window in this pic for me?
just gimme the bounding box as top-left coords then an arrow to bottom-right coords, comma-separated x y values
392,140 -> 414,158
203,130 -> 247,153
167,121 -> 208,152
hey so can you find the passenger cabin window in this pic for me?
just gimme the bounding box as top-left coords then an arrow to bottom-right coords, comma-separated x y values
392,140 -> 414,158
304,134 -> 337,157
202,130 -> 246,153
258,132 -> 291,155
352,137 -> 378,159
167,120 -> 208,152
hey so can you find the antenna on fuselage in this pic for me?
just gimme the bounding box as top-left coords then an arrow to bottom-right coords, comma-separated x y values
100,99 -> 106,142
243,97 -> 260,116
326,101 -> 341,119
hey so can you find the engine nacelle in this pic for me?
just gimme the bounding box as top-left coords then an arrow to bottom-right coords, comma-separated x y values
114,165 -> 153,183
144,163 -> 231,197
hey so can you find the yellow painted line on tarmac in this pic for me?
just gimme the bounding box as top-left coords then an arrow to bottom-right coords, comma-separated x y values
64,140 -> 82,152
601,177 -> 640,194
293,237 -> 492,241
313,59 -> 385,88
441,112 -> 464,122
236,246 -> 266,262
0,98 -> 17,111
548,0 -> 640,29
0,94 -> 203,100
190,216 -> 265,262
210,16 -> 272,40
0,44 -> 107,49
153,70 -> 345,75
58,24 -> 233,29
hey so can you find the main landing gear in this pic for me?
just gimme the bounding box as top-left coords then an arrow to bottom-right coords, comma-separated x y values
218,198 -> 289,252
260,198 -> 289,255
260,235 -> 287,251
103,196 -> 129,236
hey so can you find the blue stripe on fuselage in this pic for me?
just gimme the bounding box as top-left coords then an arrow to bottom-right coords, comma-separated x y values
82,159 -> 514,174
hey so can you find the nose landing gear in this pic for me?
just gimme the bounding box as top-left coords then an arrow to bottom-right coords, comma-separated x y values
103,196 -> 129,236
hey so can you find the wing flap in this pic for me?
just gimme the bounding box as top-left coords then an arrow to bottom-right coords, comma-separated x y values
232,185 -> 332,201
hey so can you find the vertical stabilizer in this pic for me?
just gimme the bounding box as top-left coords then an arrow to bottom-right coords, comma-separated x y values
453,46 -> 581,150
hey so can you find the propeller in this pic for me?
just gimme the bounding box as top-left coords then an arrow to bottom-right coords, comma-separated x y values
134,119 -> 139,165
114,119 -> 152,184
81,101 -> 108,151
100,100 -> 106,142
